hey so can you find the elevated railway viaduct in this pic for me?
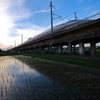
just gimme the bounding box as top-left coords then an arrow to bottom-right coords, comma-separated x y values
10,18 -> 100,56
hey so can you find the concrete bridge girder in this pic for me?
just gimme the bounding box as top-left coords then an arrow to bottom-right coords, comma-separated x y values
11,19 -> 100,56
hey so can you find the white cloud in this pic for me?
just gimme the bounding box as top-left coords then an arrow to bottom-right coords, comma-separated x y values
34,9 -> 50,14
16,28 -> 43,42
0,0 -> 49,50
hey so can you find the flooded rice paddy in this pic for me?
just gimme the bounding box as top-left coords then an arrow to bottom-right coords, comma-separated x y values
0,56 -> 100,100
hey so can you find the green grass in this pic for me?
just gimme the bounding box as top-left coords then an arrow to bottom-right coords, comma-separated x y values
15,54 -> 100,68
31,55 -> 100,68
0,52 -> 100,68
0,52 -> 19,56
96,48 -> 100,52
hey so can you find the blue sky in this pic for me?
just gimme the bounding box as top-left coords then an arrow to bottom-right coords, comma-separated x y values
0,0 -> 100,50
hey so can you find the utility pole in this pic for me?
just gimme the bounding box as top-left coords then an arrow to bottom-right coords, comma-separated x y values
50,1 -> 54,38
75,12 -> 77,20
74,12 -> 78,20
50,1 -> 62,38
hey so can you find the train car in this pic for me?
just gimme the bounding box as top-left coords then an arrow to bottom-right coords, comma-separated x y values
24,19 -> 92,44
14,19 -> 92,49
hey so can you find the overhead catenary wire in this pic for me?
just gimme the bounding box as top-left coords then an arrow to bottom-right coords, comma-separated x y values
32,0 -> 70,27
78,1 -> 100,19
63,0 -> 99,19
57,0 -> 71,10
33,0 -> 57,26
25,0 -> 100,36
37,15 -> 50,26
50,0 -> 98,27
32,0 -> 99,27
19,12 -> 100,47
31,1 -> 50,26
80,8 -> 100,20
32,0 -> 93,28
34,0 -> 100,35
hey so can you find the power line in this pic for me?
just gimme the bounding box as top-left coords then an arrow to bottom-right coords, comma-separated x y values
57,0 -> 71,10
51,0 -> 90,25
33,11 -> 49,26
31,1 -> 50,26
34,0 -> 70,27
79,7 -> 100,19
35,0 -> 98,32
56,0 -> 89,17
37,15 -> 50,26
27,0 -> 100,36
63,0 -> 98,19
79,0 -> 100,19
53,12 -> 100,37
37,0 -> 99,29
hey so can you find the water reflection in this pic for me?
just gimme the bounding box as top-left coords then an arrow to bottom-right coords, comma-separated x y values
0,56 -> 100,100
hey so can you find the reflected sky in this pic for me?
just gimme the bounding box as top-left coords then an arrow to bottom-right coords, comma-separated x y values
0,56 -> 100,100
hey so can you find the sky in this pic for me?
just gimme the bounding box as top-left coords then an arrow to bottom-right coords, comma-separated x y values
0,0 -> 100,50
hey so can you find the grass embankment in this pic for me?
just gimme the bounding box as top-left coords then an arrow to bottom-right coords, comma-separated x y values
31,55 -> 100,68
14,55 -> 100,98
0,52 -> 19,56
0,52 -> 100,68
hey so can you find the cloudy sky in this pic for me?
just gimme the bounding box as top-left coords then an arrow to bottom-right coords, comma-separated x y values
0,0 -> 100,50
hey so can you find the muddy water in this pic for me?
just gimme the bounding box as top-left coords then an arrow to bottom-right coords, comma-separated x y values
0,56 -> 99,100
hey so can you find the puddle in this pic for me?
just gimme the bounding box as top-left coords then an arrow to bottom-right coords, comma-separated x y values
0,56 -> 100,100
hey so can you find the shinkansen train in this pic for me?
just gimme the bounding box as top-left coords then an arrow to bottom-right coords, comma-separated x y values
25,20 -> 91,43
15,19 -> 92,48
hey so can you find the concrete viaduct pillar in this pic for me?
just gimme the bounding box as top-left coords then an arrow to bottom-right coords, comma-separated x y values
42,46 -> 46,52
34,47 -> 36,52
37,47 -> 39,52
55,46 -> 58,53
38,46 -> 41,53
68,42 -> 72,54
46,46 -> 49,51
57,44 -> 62,53
73,44 -> 76,53
49,45 -> 52,52
90,40 -> 96,56
53,46 -> 56,52
28,48 -> 30,52
79,40 -> 84,55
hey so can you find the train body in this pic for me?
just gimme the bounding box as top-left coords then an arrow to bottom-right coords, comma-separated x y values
16,19 -> 92,47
